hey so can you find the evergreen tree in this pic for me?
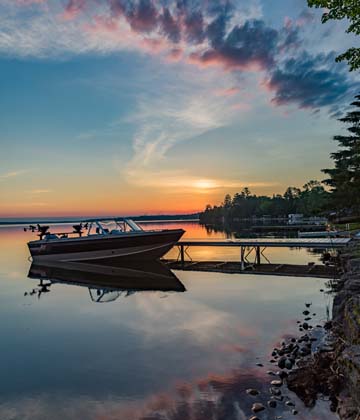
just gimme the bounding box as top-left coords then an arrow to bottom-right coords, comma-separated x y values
323,94 -> 360,212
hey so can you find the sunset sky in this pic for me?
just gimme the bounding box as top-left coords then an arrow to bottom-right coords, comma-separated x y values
0,0 -> 359,217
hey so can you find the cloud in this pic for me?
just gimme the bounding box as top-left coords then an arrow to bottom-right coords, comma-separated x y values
214,87 -> 240,97
264,52 -> 356,113
0,170 -> 27,180
61,0 -> 87,21
189,19 -> 279,72
122,76 -> 246,187
0,0 -> 356,116
159,7 -> 181,43
28,189 -> 52,194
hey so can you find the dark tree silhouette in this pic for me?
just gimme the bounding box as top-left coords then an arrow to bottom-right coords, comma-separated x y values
323,94 -> 360,212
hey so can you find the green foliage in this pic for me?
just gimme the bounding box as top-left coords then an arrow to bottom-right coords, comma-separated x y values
307,0 -> 360,70
200,184 -> 330,224
322,94 -> 360,211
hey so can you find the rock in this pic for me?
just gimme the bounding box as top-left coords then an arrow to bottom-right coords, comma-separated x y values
270,387 -> 281,396
256,363 -> 263,367
300,346 -> 311,356
278,356 -> 287,369
302,322 -> 309,330
305,303 -> 312,307
278,370 -> 288,379
249,417 -> 260,420
246,389 -> 260,396
285,401 -> 295,407
292,409 -> 298,415
303,310 -> 310,316
267,370 -> 276,376
285,359 -> 293,370
270,379 -> 283,387
323,321 -> 332,330
251,403 -> 265,413
268,400 -> 277,408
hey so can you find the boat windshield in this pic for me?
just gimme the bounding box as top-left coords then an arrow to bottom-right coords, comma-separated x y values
88,219 -> 144,235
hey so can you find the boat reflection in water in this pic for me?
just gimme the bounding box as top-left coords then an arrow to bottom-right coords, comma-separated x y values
27,260 -> 186,303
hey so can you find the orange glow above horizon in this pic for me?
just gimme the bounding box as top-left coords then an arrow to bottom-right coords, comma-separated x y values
0,174 -> 286,218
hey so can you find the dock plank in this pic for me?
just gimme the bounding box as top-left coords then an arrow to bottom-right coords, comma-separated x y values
177,238 -> 351,249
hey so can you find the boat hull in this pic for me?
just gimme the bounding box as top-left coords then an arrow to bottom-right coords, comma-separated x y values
28,260 -> 186,292
28,229 -> 184,262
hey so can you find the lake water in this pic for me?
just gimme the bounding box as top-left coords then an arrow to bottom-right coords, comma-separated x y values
0,222 -> 337,420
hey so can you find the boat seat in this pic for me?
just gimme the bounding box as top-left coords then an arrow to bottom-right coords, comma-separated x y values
44,234 -> 59,240
110,229 -> 123,234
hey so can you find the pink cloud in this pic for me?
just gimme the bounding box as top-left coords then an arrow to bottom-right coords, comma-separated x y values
166,47 -> 184,62
231,103 -> 251,111
85,14 -> 172,56
188,50 -> 267,72
61,0 -> 87,21
284,16 -> 293,29
215,87 -> 240,97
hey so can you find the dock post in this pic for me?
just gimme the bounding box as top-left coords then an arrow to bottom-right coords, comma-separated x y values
256,246 -> 261,265
180,245 -> 185,267
240,246 -> 245,271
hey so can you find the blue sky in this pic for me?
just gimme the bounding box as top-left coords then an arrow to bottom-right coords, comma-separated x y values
0,0 -> 358,216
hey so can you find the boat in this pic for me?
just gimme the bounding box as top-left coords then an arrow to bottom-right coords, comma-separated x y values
27,260 -> 186,303
26,219 -> 184,262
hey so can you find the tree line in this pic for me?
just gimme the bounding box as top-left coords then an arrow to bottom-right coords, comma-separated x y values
200,93 -> 360,224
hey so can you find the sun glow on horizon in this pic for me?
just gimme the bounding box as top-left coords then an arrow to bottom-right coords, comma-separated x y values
193,179 -> 219,190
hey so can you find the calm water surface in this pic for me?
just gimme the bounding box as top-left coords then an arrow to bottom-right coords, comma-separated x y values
0,222 -> 336,420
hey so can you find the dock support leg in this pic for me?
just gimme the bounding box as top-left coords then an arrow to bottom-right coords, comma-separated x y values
180,245 -> 185,267
241,246 -> 245,271
256,246 -> 261,265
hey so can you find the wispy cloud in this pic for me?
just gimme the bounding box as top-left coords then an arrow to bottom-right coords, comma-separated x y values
0,170 -> 27,180
28,189 -> 52,194
123,71 -> 252,187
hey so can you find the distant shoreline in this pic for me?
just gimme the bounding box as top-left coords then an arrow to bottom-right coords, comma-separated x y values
0,215 -> 200,226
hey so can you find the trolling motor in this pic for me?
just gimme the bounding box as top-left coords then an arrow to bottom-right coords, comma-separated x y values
72,222 -> 88,237
24,224 -> 50,240
24,280 -> 51,299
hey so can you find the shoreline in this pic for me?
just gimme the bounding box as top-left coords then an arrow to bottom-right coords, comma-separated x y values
331,242 -> 360,418
285,241 -> 360,419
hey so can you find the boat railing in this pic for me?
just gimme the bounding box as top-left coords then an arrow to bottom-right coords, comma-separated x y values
25,218 -> 147,240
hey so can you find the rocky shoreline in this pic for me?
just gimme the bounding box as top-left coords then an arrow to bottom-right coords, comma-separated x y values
331,242 -> 360,419
244,241 -> 360,420
288,241 -> 360,419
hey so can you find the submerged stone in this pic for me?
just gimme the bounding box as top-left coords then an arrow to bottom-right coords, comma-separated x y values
268,400 -> 277,408
270,379 -> 283,387
246,389 -> 260,396
251,402 -> 265,413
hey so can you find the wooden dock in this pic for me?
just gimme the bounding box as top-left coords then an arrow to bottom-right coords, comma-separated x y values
163,260 -> 339,279
176,238 -> 350,264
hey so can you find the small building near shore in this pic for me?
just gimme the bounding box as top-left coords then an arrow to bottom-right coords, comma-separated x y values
288,214 -> 304,224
